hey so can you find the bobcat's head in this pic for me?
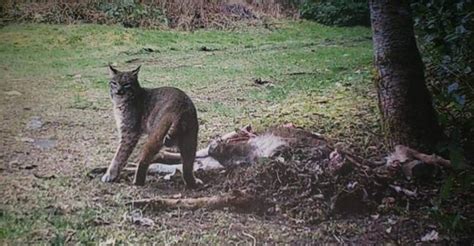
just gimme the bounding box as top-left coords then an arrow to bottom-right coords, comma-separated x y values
108,65 -> 141,98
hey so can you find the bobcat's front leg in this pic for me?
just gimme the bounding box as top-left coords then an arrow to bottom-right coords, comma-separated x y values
102,134 -> 139,182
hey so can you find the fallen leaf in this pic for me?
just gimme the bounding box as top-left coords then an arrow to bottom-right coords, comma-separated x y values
128,209 -> 155,227
21,164 -> 38,170
4,90 -> 22,96
421,230 -> 439,242
171,193 -> 182,199
99,237 -> 116,246
253,78 -> 273,86
18,137 -> 35,143
389,184 -> 417,197
347,181 -> 358,189
90,217 -> 111,226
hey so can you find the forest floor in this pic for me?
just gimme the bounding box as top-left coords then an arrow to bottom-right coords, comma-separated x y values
0,21 -> 471,244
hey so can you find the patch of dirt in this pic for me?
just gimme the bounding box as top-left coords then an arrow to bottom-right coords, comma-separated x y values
187,143 -> 471,244
125,137 -> 473,244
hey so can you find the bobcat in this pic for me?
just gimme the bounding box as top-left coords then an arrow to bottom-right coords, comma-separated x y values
101,65 -> 201,188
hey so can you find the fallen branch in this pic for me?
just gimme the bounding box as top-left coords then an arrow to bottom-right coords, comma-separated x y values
128,190 -> 260,212
283,72 -> 319,76
33,173 -> 56,180
149,150 -> 182,164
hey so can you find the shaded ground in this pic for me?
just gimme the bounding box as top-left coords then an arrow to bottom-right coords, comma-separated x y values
1,21 -> 471,244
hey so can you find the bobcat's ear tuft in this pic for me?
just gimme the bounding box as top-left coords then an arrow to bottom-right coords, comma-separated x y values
108,65 -> 119,77
132,65 -> 141,76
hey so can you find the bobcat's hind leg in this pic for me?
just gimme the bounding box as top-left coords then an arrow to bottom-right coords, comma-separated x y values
133,119 -> 172,186
178,131 -> 202,189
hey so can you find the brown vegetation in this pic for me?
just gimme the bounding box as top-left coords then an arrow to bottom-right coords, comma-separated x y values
1,0 -> 296,29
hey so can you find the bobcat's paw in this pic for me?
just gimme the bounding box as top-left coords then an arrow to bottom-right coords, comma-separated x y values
101,172 -> 118,183
133,167 -> 147,186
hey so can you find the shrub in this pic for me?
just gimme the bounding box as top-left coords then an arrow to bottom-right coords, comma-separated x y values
300,0 -> 370,27
0,0 -> 289,30
2,1 -> 169,28
97,1 -> 168,28
412,0 -> 474,162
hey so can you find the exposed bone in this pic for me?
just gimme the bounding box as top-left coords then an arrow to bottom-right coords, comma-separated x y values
147,155 -> 224,175
389,184 -> 417,197
128,190 -> 257,211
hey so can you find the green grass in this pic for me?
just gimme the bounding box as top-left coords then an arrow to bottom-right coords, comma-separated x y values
0,20 -> 374,135
0,21 -> 371,82
0,20 -> 378,244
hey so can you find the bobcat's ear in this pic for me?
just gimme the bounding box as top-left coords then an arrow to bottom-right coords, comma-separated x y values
131,65 -> 141,76
108,65 -> 119,77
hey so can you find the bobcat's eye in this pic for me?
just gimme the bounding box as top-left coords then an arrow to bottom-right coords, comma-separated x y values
109,81 -> 117,86
123,83 -> 132,89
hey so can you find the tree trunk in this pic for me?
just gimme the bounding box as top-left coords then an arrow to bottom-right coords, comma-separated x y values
369,0 -> 442,151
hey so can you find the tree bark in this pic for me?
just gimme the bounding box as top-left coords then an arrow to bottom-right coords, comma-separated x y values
369,0 -> 443,151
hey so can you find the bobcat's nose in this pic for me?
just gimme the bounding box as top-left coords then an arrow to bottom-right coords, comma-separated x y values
116,89 -> 125,95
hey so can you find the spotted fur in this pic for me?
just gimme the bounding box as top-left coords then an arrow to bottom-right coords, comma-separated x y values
101,65 -> 200,188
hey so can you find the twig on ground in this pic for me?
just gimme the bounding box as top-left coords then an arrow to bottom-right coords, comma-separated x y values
128,190 -> 258,212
